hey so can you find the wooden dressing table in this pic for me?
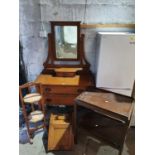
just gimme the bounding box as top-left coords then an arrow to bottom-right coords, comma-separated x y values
35,21 -> 94,106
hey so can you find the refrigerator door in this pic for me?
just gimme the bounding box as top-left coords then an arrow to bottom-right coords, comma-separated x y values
96,33 -> 135,97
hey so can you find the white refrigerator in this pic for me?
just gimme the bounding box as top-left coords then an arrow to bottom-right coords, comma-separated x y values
96,32 -> 135,97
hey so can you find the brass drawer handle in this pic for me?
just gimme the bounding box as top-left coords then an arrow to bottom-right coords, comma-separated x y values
45,88 -> 52,92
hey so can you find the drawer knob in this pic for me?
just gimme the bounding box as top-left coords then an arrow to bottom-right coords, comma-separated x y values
45,88 -> 52,92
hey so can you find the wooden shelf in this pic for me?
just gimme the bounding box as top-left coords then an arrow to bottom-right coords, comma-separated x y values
80,23 -> 135,29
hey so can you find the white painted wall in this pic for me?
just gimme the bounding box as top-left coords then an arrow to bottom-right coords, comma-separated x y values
19,0 -> 135,81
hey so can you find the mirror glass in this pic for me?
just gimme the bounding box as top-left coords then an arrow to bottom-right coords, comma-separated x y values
54,26 -> 78,59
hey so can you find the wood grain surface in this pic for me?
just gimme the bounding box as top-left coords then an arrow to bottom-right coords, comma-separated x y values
35,74 -> 80,85
76,92 -> 133,120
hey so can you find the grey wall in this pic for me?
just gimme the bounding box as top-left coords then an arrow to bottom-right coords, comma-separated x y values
20,0 -> 135,81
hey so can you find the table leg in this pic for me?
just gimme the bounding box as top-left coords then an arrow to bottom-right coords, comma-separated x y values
119,122 -> 130,155
73,103 -> 77,144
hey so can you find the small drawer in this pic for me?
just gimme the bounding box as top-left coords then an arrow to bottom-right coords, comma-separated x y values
56,72 -> 76,77
43,85 -> 85,95
45,94 -> 77,105
52,86 -> 85,94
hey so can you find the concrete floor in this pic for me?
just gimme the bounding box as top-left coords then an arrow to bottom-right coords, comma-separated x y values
19,126 -> 134,155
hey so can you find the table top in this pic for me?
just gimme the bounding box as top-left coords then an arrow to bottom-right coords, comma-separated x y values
75,92 -> 133,121
35,74 -> 80,85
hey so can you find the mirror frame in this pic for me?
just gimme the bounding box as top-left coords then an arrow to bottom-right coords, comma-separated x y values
51,21 -> 80,61
43,21 -> 90,71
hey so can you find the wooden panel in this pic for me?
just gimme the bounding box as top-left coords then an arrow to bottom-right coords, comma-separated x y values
48,114 -> 74,150
80,23 -> 135,29
55,72 -> 76,77
45,94 -> 77,105
76,92 -> 133,120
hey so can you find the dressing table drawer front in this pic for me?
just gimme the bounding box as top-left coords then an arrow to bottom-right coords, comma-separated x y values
45,94 -> 77,105
43,86 -> 85,95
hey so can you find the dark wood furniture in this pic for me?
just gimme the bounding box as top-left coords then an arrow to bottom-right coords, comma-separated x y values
74,91 -> 134,155
19,82 -> 46,144
35,21 -> 94,106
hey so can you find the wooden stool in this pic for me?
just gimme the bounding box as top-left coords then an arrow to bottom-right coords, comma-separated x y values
19,82 -> 46,144
48,114 -> 74,151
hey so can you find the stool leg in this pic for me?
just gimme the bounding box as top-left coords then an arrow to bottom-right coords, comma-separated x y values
19,88 -> 32,144
22,106 -> 32,144
42,105 -> 46,129
31,103 -> 35,112
73,103 -> 77,144
38,84 -> 46,130
40,98 -> 46,129
28,132 -> 33,144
